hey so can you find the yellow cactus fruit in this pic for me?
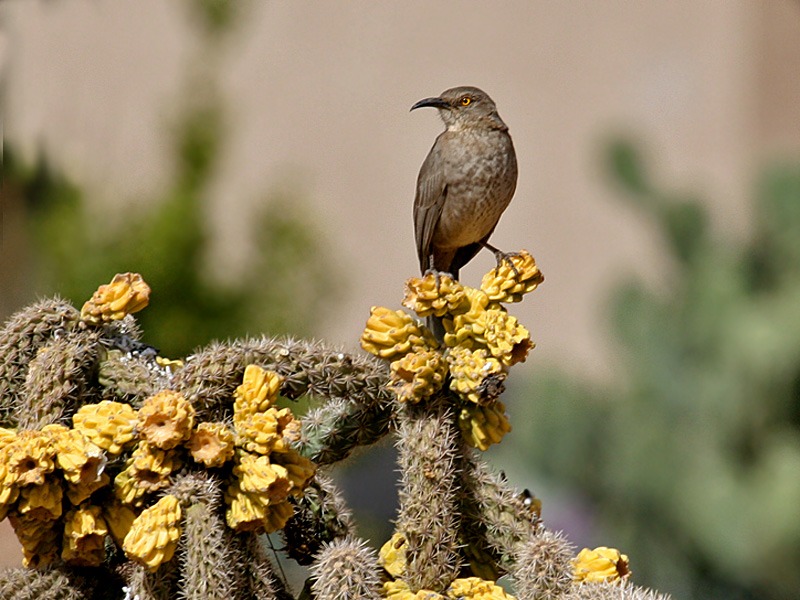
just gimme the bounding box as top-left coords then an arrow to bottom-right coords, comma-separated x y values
361,306 -> 437,360
233,365 -> 283,422
573,546 -> 631,583
480,250 -> 543,303
234,453 -> 292,503
114,468 -> 147,507
55,428 -> 106,485
272,449 -> 317,495
0,427 -> 16,450
446,577 -> 516,600
458,402 -> 512,451
62,504 -> 109,566
402,272 -> 470,318
441,287 -> 492,347
236,407 -> 301,455
262,499 -> 294,533
188,422 -> 235,467
481,310 -> 533,367
123,494 -> 182,571
379,531 -> 407,578
384,580 -> 445,600
389,349 -> 447,403
9,512 -> 61,568
80,272 -> 151,325
130,442 -> 181,491
73,400 -> 137,454
18,478 -> 63,520
66,472 -> 110,506
138,390 -> 196,450
1,430 -> 57,487
104,498 -> 139,546
225,479 -> 270,532
447,346 -> 507,406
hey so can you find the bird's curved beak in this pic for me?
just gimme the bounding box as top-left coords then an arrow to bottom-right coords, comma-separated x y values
410,96 -> 450,111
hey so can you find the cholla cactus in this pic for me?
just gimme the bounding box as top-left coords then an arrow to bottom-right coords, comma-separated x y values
0,265 -> 670,600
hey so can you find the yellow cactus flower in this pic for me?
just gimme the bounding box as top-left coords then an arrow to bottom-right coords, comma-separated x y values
384,580 -> 445,600
234,453 -> 292,503
62,504 -> 109,567
188,422 -> 235,468
389,349 -> 447,403
113,468 -> 148,507
379,531 -> 407,578
104,499 -> 139,546
138,390 -> 196,450
80,272 -> 151,325
55,428 -> 106,486
236,407 -> 301,456
72,400 -> 137,454
9,512 -> 61,568
18,478 -> 63,520
447,346 -> 507,406
66,472 -> 110,506
1,430 -> 57,487
233,365 -> 284,421
480,250 -> 543,303
444,303 -> 532,367
272,449 -> 316,495
361,306 -> 437,360
402,273 -> 469,318
123,494 -> 182,571
573,546 -> 631,583
458,402 -> 512,451
446,577 -> 516,600
0,454 -> 20,507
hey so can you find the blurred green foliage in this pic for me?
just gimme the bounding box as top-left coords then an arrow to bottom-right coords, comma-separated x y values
5,104 -> 341,358
502,141 -> 800,600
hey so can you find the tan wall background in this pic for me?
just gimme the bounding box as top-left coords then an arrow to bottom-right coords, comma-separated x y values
1,0 -> 799,568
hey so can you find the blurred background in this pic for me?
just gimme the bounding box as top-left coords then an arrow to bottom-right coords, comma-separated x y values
2,1 -> 800,598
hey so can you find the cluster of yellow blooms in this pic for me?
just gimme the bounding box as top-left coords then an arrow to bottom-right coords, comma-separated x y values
0,365 -> 314,571
361,251 -> 543,450
379,532 -> 516,600
80,272 -> 151,325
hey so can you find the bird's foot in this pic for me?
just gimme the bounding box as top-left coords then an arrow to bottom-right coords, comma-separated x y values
422,266 -> 455,292
482,242 -> 522,277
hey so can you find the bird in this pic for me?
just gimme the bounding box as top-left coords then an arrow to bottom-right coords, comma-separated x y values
411,86 -> 518,282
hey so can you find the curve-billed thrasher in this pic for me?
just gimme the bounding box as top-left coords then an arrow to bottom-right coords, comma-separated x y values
411,86 -> 518,281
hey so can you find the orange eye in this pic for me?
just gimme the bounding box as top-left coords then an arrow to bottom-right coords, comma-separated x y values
461,97 -> 471,106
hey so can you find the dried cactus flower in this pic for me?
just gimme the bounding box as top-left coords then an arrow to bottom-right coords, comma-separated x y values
72,400 -> 137,455
272,449 -> 317,495
458,402 -> 512,452
402,273 -> 469,318
446,346 -> 506,406
361,306 -> 437,359
104,498 -> 138,546
480,250 -> 543,303
62,504 -> 108,566
446,577 -> 516,600
123,493 -> 182,571
573,546 -> 631,584
187,422 -> 235,467
379,532 -> 408,578
8,512 -> 61,568
233,364 -> 283,422
80,272 -> 151,325
137,390 -> 196,450
389,349 -> 447,404
54,429 -> 106,486
17,478 -> 63,520
129,442 -> 181,492
1,430 -> 57,487
236,407 -> 301,455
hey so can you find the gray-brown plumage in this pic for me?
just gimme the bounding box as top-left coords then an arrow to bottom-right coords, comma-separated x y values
411,86 -> 518,281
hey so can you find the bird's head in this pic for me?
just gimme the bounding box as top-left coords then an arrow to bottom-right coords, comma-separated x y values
410,86 -> 507,131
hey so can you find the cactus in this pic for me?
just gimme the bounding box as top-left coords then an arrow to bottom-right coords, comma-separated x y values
0,268 -> 671,600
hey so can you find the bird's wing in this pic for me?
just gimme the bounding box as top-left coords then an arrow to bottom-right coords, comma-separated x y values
413,137 -> 448,272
